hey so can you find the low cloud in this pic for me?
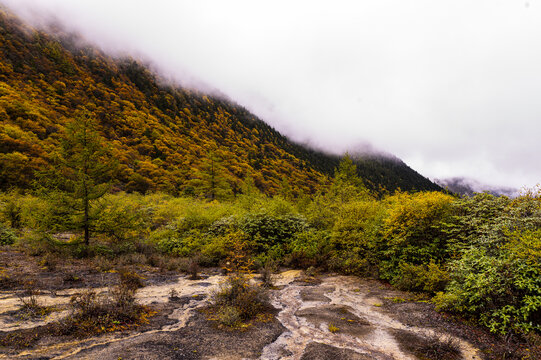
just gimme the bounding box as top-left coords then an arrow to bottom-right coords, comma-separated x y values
1,0 -> 540,189
435,177 -> 519,198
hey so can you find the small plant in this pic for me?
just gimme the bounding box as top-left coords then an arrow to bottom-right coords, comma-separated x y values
0,267 -> 19,289
94,255 -> 114,272
110,283 -> 137,313
328,323 -> 340,333
118,253 -> 147,266
63,273 -> 82,284
305,266 -> 317,277
217,305 -> 242,327
259,260 -> 277,288
168,288 -> 180,301
213,276 -> 270,322
146,253 -> 166,269
178,256 -> 201,279
393,330 -> 461,360
385,296 -> 407,304
118,268 -> 145,291
17,288 -> 54,319
163,256 -> 184,271
40,253 -> 58,271
69,290 -> 99,315
420,335 -> 460,360
187,256 -> 200,280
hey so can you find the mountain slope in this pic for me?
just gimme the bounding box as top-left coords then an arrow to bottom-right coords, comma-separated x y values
0,10 -> 441,196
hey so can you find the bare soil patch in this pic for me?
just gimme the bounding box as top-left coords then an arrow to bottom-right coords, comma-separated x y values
300,342 -> 379,360
295,304 -> 372,338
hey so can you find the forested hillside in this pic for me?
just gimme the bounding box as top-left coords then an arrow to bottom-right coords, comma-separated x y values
0,9 -> 440,196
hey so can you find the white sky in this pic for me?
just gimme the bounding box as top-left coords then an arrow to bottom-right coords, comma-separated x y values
2,0 -> 540,189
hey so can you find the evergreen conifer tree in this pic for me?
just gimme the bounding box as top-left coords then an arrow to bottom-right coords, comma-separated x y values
37,110 -> 116,245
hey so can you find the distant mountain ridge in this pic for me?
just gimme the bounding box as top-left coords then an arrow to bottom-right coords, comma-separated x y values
0,9 -> 441,196
435,177 -> 518,198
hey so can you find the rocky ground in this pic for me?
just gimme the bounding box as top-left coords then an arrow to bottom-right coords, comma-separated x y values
0,249 -> 531,359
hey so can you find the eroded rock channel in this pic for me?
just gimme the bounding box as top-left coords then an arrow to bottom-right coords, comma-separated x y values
1,270 -> 483,359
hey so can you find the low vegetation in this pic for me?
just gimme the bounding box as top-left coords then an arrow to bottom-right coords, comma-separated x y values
16,288 -> 55,320
58,279 -> 152,338
209,236 -> 271,328
0,158 -> 539,354
0,269 -> 153,348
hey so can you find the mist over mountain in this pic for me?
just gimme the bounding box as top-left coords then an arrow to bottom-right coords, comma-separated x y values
435,177 -> 519,198
2,1 -> 541,190
0,9 -> 441,195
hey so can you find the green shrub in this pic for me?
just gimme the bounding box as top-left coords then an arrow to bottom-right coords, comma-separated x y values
207,215 -> 238,236
7,194 -> 59,232
212,275 -> 269,322
18,231 -> 59,256
0,223 -> 16,245
286,230 -> 331,269
239,212 -> 307,255
150,225 -> 178,252
177,201 -> 234,233
93,192 -> 150,242
380,191 -> 454,282
393,261 -> 449,293
138,193 -> 189,229
0,189 -> 23,228
435,229 -> 541,335
154,228 -> 208,257
303,194 -> 339,230
327,253 -> 372,276
440,193 -> 512,257
199,234 -> 230,265
328,199 -> 384,275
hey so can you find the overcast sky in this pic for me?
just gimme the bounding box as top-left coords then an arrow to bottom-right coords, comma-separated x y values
2,0 -> 540,189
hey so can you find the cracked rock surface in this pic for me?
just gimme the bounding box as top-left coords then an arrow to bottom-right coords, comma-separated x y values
1,269 -> 484,360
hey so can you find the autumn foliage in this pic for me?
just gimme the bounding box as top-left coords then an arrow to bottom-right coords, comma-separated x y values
0,10 -> 439,196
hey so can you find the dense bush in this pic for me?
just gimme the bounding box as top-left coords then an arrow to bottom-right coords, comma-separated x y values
286,230 -> 331,269
434,189 -> 541,335
435,229 -> 541,335
440,193 -> 512,257
92,192 -> 150,243
380,191 -> 454,284
328,199 -> 383,275
393,261 -> 449,293
0,189 -> 23,229
239,212 -> 308,261
0,223 -> 16,245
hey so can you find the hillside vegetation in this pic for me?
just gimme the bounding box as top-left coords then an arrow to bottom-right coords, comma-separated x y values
0,10 -> 439,196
